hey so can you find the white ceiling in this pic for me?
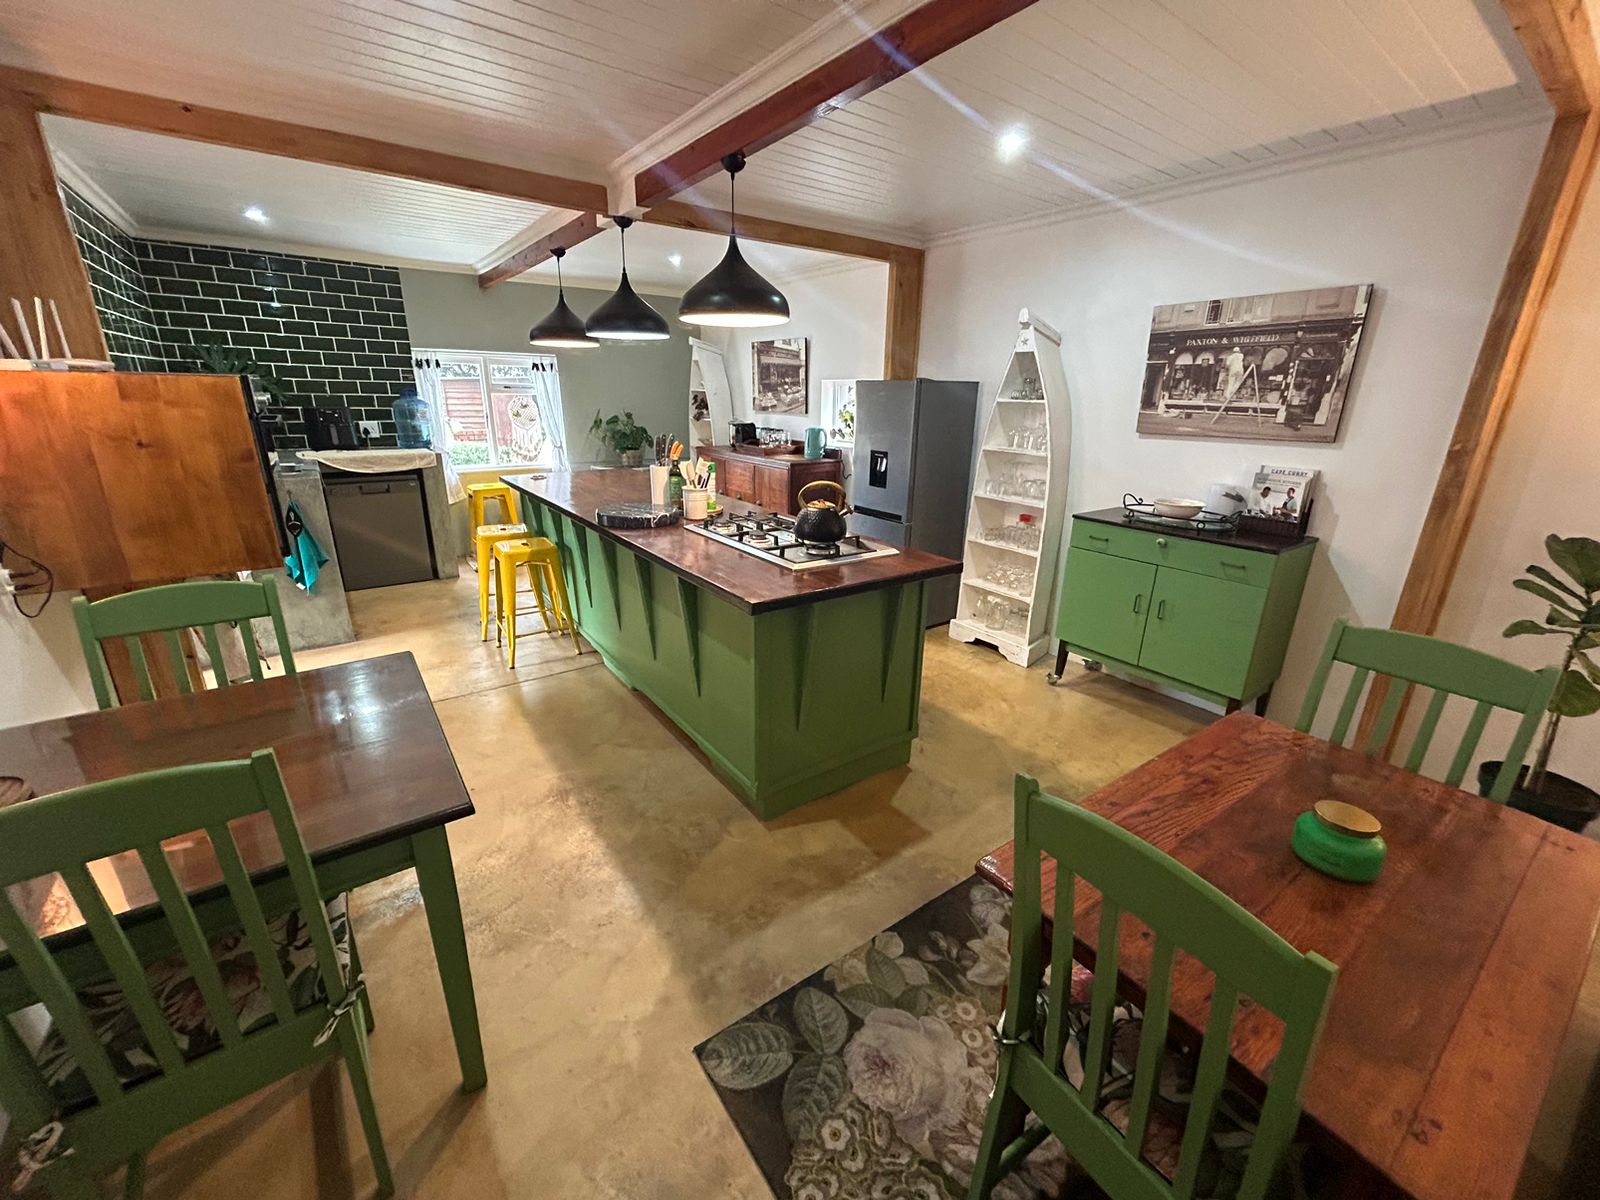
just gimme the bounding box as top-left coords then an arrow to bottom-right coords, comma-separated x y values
1,0 -> 838,180
46,117 -> 555,267
705,0 -> 1541,239
7,0 -> 1546,249
44,115 -> 856,290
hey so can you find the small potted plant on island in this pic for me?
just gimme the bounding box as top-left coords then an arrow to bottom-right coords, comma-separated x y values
1485,534 -> 1600,832
590,410 -> 651,467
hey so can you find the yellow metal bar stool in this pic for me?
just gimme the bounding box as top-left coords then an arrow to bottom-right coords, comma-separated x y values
476,522 -> 529,640
492,537 -> 581,666
466,482 -> 521,545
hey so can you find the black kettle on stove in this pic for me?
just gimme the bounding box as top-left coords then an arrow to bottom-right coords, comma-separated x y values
793,481 -> 851,546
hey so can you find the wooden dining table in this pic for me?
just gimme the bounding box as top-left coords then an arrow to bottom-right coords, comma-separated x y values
0,651 -> 486,1092
977,712 -> 1600,1200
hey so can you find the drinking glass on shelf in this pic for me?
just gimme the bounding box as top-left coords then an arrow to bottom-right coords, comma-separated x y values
1026,408 -> 1047,451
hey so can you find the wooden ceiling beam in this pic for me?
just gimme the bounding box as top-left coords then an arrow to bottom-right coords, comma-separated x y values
642,201 -> 917,261
1358,0 -> 1600,744
478,211 -> 602,289
1502,0 -> 1600,116
631,0 -> 1041,208
0,66 -> 608,212
477,202 -> 916,288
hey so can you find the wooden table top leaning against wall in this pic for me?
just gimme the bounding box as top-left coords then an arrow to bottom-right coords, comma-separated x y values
503,470 -> 963,819
977,713 -> 1600,1200
0,652 -> 487,1092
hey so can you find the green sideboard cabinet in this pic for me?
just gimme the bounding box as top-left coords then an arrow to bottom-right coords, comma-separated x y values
1050,509 -> 1317,713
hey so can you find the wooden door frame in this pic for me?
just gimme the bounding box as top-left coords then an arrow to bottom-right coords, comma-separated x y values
1359,0 -> 1600,744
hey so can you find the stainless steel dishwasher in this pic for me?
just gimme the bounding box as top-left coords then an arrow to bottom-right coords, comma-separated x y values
322,471 -> 437,590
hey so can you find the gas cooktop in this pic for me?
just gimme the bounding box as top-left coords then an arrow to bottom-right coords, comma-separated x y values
684,512 -> 900,571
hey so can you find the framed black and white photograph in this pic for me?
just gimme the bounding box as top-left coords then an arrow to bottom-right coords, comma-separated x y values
752,337 -> 808,415
1136,284 -> 1373,443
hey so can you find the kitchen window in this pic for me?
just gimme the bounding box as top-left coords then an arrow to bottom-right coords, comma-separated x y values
416,350 -> 569,470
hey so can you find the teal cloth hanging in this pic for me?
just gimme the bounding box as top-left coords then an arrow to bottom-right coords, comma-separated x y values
283,502 -> 327,592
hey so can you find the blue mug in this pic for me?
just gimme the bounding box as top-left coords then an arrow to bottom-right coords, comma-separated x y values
804,427 -> 826,460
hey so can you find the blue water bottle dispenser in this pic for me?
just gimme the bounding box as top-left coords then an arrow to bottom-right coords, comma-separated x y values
392,386 -> 432,449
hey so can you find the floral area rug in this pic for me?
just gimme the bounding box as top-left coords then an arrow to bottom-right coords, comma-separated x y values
694,876 -> 1068,1200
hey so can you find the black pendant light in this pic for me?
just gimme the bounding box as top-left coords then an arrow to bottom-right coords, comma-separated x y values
679,151 -> 790,328
528,247 -> 599,349
585,215 -> 670,342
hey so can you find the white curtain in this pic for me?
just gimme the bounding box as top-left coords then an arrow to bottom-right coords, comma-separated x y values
413,356 -> 467,503
530,356 -> 570,470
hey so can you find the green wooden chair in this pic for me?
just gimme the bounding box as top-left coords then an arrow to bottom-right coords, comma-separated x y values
1294,619 -> 1559,802
72,578 -> 295,710
969,775 -> 1337,1200
0,751 -> 390,1199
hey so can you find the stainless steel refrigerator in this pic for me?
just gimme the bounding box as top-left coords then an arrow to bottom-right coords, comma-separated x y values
849,378 -> 979,626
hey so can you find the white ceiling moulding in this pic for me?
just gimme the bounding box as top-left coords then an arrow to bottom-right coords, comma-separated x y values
766,253 -> 891,288
134,228 -> 472,275
923,95 -> 1552,252
50,149 -> 140,236
605,0 -> 927,214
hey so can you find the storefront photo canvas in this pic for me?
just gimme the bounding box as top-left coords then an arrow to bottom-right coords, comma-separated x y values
752,337 -> 808,415
1136,284 -> 1373,443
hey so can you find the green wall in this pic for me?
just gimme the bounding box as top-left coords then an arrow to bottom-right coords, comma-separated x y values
398,268 -> 691,463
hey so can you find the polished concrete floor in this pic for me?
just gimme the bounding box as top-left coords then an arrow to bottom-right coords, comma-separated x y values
132,572 -> 1597,1199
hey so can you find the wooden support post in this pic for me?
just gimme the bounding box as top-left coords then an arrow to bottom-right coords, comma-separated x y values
885,248 -> 925,380
1360,0 -> 1600,746
0,91 -> 106,361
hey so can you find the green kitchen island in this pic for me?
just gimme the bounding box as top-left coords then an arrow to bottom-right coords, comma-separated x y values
503,470 -> 962,818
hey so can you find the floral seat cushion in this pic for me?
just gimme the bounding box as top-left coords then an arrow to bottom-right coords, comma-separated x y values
34,894 -> 351,1113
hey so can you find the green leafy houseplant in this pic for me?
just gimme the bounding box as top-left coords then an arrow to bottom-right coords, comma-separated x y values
189,335 -> 293,404
589,410 -> 651,463
1503,534 -> 1600,795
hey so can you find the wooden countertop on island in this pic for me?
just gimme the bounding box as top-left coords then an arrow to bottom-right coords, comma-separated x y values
503,469 -> 961,615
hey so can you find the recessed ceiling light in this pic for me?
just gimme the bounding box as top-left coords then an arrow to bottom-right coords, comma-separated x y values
668,253 -> 683,269
243,205 -> 268,224
997,127 -> 1028,161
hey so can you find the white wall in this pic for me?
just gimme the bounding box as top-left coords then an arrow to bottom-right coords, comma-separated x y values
399,269 -> 695,462
5,596 -> 97,729
917,117 -> 1550,722
1425,148 -> 1600,795
710,259 -> 888,439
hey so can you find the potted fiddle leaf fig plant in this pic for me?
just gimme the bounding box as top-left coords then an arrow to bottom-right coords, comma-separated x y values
589,409 -> 651,467
1483,534 -> 1600,831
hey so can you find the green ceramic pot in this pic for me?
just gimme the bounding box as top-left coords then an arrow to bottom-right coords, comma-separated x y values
1292,800 -> 1386,884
